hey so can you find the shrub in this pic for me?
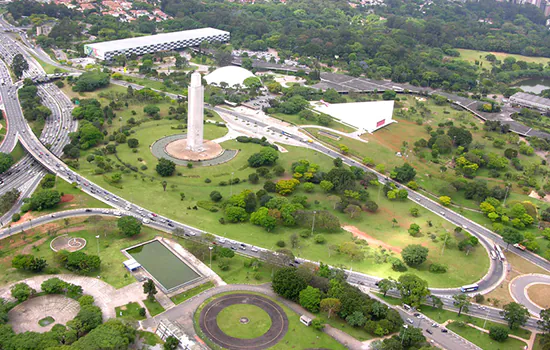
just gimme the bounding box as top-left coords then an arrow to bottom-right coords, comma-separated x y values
314,234 -> 326,244
429,263 -> 448,273
276,240 -> 286,247
489,326 -> 509,342
12,213 -> 20,222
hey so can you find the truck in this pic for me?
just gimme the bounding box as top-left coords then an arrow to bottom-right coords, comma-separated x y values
513,243 -> 526,251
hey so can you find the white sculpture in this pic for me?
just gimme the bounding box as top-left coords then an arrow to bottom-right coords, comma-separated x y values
187,72 -> 204,152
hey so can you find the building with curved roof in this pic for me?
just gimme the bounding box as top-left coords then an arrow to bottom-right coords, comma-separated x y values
204,66 -> 256,87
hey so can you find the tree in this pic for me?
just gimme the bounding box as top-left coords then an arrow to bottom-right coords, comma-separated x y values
11,53 -> 29,79
117,216 -> 142,237
272,267 -> 307,302
11,283 -> 34,302
162,180 -> 167,191
164,336 -> 180,350
210,190 -> 223,202
276,179 -> 300,195
448,126 -> 473,148
156,158 -> 176,177
397,273 -> 429,308
248,147 -> 279,167
320,298 -> 341,319
439,196 -> 451,206
502,230 -> 523,250
452,293 -> 471,316
407,223 -> 420,236
378,278 -> 396,297
489,326 -> 509,342
501,302 -> 529,330
0,153 -> 14,174
409,207 -> 419,217
127,138 -> 139,148
143,279 -> 157,301
250,207 -> 277,231
41,277 -> 67,294
333,157 -> 343,167
392,163 -> 416,183
346,311 -> 367,327
65,251 -> 100,273
299,286 -> 321,312
402,245 -> 428,266
431,295 -> 444,309
70,319 -> 135,348
26,189 -> 61,211
320,180 -> 334,192
12,254 -> 47,272
539,308 -> 550,334
399,326 -> 426,349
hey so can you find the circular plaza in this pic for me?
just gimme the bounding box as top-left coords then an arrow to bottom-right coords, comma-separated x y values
151,134 -> 238,166
198,293 -> 288,350
8,295 -> 80,333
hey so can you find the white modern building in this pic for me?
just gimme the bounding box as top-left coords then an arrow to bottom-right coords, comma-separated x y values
510,92 -> 550,112
187,72 -> 204,152
312,100 -> 395,133
84,28 -> 230,61
204,66 -> 256,87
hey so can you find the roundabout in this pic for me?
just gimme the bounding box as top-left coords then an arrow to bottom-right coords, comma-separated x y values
510,273 -> 550,316
199,293 -> 288,350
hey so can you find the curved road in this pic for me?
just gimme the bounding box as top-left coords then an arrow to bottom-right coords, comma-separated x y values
510,274 -> 550,316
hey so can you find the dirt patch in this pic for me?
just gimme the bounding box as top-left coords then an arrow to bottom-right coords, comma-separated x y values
527,284 -> 550,309
21,237 -> 48,255
342,225 -> 402,253
60,194 -> 75,203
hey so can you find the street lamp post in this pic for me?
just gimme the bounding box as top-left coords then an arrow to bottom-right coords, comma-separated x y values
230,172 -> 234,196
209,246 -> 213,268
401,325 -> 408,346
482,308 -> 491,329
503,185 -> 510,207
311,210 -> 317,235
95,235 -> 100,256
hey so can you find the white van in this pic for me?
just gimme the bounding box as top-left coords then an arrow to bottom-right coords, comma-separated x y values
142,218 -> 150,224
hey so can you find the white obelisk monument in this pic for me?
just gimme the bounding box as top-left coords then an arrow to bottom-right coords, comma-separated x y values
187,72 -> 204,152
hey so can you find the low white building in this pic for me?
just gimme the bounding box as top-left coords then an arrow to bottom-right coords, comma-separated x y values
311,100 -> 395,133
204,66 -> 256,88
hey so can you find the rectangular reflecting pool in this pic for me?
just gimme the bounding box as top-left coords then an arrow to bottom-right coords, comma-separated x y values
127,240 -> 200,291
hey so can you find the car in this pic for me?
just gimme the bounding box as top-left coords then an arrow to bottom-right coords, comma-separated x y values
240,243 -> 246,247
239,246 -> 246,250
513,243 -> 526,251
426,329 -> 433,335
167,223 -> 174,227
51,214 -> 56,218
406,318 -> 414,325
230,246 -> 237,251
251,247 -> 259,252
441,328 -> 448,333
142,218 -> 150,224
85,209 -> 92,212
440,211 -> 445,216
432,323 -> 439,328
414,313 -> 420,317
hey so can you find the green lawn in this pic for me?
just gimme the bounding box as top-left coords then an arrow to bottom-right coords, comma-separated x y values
115,302 -> 146,321
0,119 -> 6,143
138,331 -> 163,346
272,112 -> 355,133
448,322 -> 527,350
38,316 -> 55,327
455,49 -> 550,71
30,118 -> 45,138
33,56 -> 66,75
171,281 -> 215,304
323,313 -> 374,341
194,292 -> 346,350
216,304 -> 272,339
10,141 -> 26,163
143,298 -> 165,316
534,334 -> 548,350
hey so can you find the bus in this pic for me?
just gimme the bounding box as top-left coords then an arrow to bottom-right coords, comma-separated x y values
494,244 -> 505,261
460,284 -> 479,293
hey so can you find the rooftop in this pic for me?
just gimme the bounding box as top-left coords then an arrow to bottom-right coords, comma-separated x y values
85,28 -> 229,52
511,92 -> 550,108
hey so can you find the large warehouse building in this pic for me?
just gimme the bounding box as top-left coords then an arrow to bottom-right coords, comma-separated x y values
510,92 -> 550,112
84,28 -> 230,61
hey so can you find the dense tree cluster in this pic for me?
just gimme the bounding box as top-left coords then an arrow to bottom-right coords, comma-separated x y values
0,153 -> 14,174
23,189 -> 61,211
18,80 -> 52,123
71,71 -> 110,92
55,250 -> 101,274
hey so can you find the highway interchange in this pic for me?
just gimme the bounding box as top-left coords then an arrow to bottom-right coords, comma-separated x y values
0,17 -> 547,348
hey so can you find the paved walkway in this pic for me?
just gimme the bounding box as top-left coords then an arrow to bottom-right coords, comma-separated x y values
141,284 -> 366,349
0,274 -> 145,319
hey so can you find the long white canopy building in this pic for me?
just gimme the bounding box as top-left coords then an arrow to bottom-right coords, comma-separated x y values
84,28 -> 230,61
312,100 -> 395,133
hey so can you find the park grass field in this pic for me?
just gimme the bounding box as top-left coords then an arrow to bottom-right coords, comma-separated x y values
455,49 -> 550,70
194,291 -> 346,350
171,281 -> 215,304
115,302 -> 146,321
9,141 -> 26,163
447,322 -> 527,350
33,56 -> 66,75
143,298 -> 165,316
216,304 -> 272,339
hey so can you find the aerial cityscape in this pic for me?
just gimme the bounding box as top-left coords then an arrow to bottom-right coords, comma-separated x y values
0,0 -> 549,349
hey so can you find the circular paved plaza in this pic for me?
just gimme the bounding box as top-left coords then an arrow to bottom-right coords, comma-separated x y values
8,295 -> 80,333
199,293 -> 288,350
151,134 -> 238,166
50,235 -> 87,252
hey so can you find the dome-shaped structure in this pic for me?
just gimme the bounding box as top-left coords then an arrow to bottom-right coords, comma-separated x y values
204,66 -> 256,88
